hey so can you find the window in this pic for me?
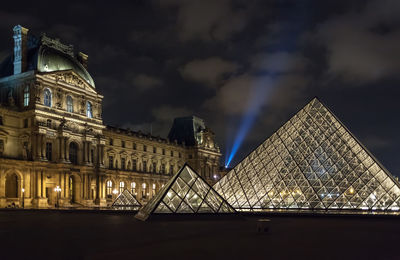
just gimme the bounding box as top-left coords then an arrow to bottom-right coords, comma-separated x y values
131,182 -> 136,195
46,142 -> 52,161
189,154 -> 193,159
170,151 -> 173,157
133,143 -> 136,150
121,158 -> 126,170
109,156 -> 114,169
0,116 -> 3,125
153,162 -> 157,173
23,86 -> 29,107
162,149 -> 165,155
133,159 -> 137,171
121,141 -> 125,148
152,183 -> 156,196
106,180 -> 113,196
0,140 -> 3,156
179,152 -> 181,158
23,119 -> 28,128
69,142 -> 78,164
143,161 -> 147,172
143,145 -> 147,152
161,164 -> 165,174
109,138 -> 113,146
119,181 -> 125,193
142,183 -> 147,198
153,147 -> 156,153
86,101 -> 93,118
170,165 -> 174,175
46,119 -> 52,128
66,95 -> 73,112
90,149 -> 94,164
44,88 -> 52,107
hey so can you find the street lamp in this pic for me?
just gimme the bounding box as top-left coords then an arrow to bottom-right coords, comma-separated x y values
54,185 -> 61,208
21,188 -> 25,208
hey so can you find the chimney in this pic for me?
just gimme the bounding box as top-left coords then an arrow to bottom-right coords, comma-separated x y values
13,25 -> 29,74
77,52 -> 88,69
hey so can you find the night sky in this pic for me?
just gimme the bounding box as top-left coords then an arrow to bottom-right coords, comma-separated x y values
1,0 -> 400,175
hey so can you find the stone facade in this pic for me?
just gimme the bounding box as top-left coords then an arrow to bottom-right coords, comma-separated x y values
0,25 -> 222,208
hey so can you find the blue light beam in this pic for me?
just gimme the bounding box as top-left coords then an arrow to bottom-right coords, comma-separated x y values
225,82 -> 271,167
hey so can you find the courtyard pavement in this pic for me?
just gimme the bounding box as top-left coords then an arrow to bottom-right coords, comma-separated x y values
0,210 -> 399,259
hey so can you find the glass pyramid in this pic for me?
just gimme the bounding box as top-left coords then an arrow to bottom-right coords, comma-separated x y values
214,98 -> 400,212
135,164 -> 235,220
112,189 -> 142,210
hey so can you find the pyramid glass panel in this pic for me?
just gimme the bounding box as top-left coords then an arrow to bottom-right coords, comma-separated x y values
135,164 -> 236,220
111,189 -> 142,210
214,98 -> 400,212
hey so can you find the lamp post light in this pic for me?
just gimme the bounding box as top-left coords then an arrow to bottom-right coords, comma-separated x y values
54,185 -> 61,208
21,188 -> 25,209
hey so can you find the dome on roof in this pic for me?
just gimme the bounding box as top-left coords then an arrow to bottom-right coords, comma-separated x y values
37,46 -> 95,87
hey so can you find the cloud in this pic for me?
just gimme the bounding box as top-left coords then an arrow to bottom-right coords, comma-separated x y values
315,0 -> 400,84
156,0 -> 247,42
250,51 -> 309,74
180,57 -> 237,86
151,105 -> 193,136
131,74 -> 162,91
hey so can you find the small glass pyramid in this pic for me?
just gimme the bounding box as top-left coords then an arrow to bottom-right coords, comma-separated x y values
112,189 -> 142,210
135,164 -> 235,220
214,98 -> 400,211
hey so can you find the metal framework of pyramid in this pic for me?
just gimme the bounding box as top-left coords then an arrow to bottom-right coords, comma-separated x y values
214,98 -> 400,211
112,189 -> 142,210
135,164 -> 235,220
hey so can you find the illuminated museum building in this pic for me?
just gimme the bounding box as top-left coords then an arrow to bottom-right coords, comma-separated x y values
0,26 -> 222,208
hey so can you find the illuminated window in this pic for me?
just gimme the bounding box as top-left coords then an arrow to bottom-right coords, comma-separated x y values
44,88 -> 52,107
131,182 -> 136,195
66,95 -> 73,112
106,180 -> 113,195
152,183 -> 156,196
23,86 -> 29,107
142,183 -> 147,198
119,181 -> 125,193
86,101 -> 93,118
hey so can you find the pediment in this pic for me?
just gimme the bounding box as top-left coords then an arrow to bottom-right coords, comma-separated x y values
42,70 -> 97,94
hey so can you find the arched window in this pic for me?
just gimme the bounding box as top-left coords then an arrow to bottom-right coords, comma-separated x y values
5,173 -> 18,198
131,182 -> 136,195
86,101 -> 93,118
66,95 -> 73,112
44,88 -> 52,107
23,86 -> 29,107
106,180 -> 113,195
69,142 -> 78,165
119,181 -> 125,193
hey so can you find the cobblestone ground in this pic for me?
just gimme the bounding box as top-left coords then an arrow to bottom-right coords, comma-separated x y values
0,210 -> 399,260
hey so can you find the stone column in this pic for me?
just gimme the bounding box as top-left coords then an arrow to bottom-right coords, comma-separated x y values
36,134 -> 42,160
41,134 -> 46,160
65,139 -> 70,162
